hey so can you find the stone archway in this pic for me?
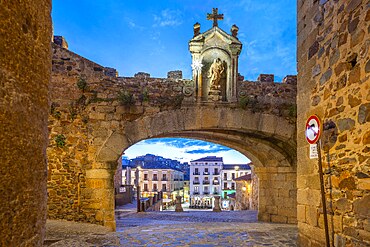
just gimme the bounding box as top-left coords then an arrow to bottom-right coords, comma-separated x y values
92,106 -> 297,229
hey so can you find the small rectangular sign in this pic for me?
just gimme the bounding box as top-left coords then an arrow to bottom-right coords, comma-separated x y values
310,144 -> 318,159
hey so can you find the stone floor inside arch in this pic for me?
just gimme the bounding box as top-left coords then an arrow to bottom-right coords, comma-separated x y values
44,209 -> 297,246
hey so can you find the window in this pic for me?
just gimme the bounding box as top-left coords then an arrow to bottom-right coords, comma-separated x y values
195,168 -> 199,173
214,168 -> 218,174
224,182 -> 227,189
153,174 -> 158,181
162,174 -> 167,180
194,186 -> 199,192
224,192 -> 227,198
144,174 -> 148,180
144,184 -> 148,191
205,168 -> 208,172
162,184 -> 167,191
231,183 -> 235,190
153,183 -> 157,191
232,173 -> 235,179
224,173 -> 227,180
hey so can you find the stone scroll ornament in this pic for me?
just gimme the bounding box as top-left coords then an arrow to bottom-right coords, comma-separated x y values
182,80 -> 195,97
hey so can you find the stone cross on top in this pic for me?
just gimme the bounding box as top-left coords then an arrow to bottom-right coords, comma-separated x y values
207,8 -> 224,27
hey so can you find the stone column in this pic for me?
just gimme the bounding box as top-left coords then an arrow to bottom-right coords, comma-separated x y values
213,196 -> 222,212
254,167 -> 297,224
175,195 -> 184,212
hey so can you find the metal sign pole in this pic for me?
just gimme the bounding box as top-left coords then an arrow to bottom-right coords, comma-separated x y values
317,140 -> 330,247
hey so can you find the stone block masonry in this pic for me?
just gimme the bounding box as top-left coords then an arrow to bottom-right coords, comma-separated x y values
297,0 -> 369,246
0,1 -> 52,246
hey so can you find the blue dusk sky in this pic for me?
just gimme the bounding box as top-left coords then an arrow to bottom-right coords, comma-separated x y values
52,1 -> 296,164
123,138 -> 250,164
52,0 -> 296,81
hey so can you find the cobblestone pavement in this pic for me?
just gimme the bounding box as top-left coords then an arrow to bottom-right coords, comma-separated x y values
44,209 -> 297,246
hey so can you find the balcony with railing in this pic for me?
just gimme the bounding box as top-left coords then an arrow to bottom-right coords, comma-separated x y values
213,191 -> 219,195
193,191 -> 200,195
193,181 -> 200,185
161,178 -> 168,181
213,172 -> 220,175
152,178 -> 158,181
203,191 -> 210,195
213,180 -> 220,185
203,172 -> 209,175
203,180 -> 210,185
193,172 -> 200,175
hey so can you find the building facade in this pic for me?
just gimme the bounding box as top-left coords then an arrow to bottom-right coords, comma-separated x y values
189,157 -> 223,208
189,156 -> 251,209
221,164 -> 251,208
122,163 -> 184,204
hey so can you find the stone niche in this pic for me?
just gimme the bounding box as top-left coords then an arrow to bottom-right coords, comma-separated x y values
189,25 -> 242,102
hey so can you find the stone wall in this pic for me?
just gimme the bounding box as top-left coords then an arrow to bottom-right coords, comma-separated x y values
0,1 -> 52,246
297,0 -> 369,246
251,168 -> 259,210
238,80 -> 297,121
255,167 -> 297,224
235,180 -> 252,210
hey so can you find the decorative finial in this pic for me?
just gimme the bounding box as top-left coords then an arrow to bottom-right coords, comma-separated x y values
207,8 -> 224,27
193,22 -> 201,37
231,24 -> 239,38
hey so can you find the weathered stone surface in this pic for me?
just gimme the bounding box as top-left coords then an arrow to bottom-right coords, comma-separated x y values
339,177 -> 356,190
330,50 -> 340,66
337,118 -> 355,132
320,68 -> 332,85
363,130 -> 370,145
358,103 -> 370,124
0,1 -> 52,246
334,198 -> 352,213
308,41 -> 320,60
312,64 -> 321,77
348,17 -> 359,34
348,94 -> 361,107
353,195 -> 370,218
297,0 -> 370,245
365,60 -> 370,73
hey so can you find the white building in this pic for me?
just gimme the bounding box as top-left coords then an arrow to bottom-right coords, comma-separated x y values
189,156 -> 223,208
189,156 -> 251,209
221,164 -> 251,209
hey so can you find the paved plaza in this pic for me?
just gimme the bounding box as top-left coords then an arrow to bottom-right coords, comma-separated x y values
44,205 -> 297,246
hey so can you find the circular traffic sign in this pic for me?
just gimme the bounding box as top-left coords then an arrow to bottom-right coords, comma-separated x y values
305,115 -> 321,144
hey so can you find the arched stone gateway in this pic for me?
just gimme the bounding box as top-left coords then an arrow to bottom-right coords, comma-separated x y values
47,39 -> 297,230
109,106 -> 298,224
